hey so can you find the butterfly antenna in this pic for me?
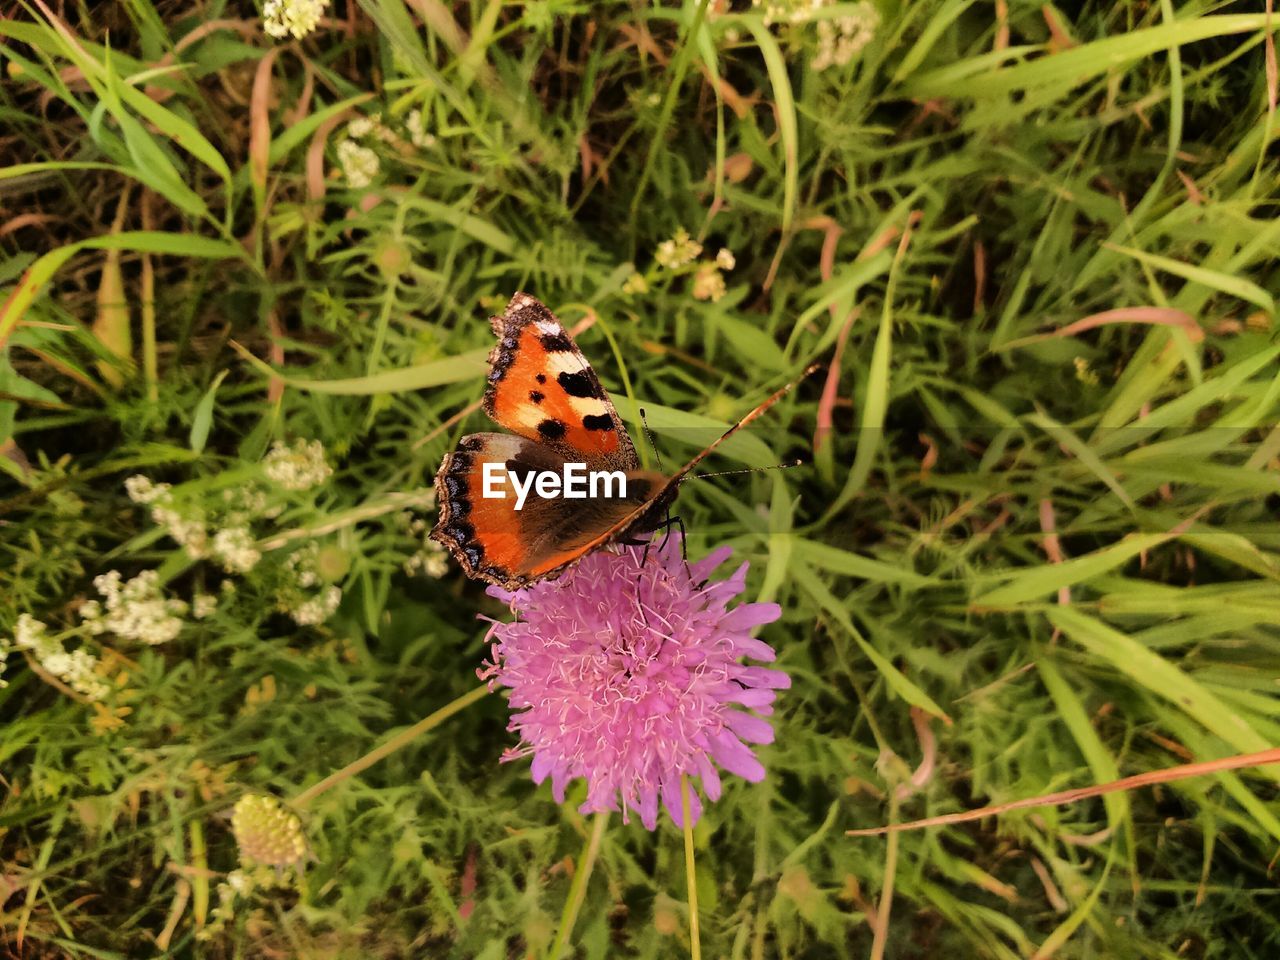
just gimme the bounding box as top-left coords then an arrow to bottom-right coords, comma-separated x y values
670,363 -> 822,484
684,459 -> 806,481
639,406 -> 664,472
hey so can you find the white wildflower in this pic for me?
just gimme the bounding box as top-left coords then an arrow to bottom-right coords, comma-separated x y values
145,491 -> 209,558
12,614 -> 109,700
811,2 -> 879,71
406,109 -> 436,149
716,248 -> 736,271
0,637 -> 9,689
691,262 -> 727,302
278,543 -> 343,625
336,139 -> 380,189
193,594 -> 218,620
655,228 -> 703,270
212,527 -> 261,574
263,0 -> 329,40
124,475 -> 170,504
346,115 -> 376,139
290,585 -> 342,626
404,538 -> 449,579
86,570 -> 188,645
226,869 -> 251,895
755,0 -> 818,26
221,485 -> 271,525
347,112 -> 395,143
15,613 -> 47,649
263,439 -> 332,492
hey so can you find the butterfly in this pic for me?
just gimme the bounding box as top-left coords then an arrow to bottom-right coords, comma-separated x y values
430,292 -> 813,590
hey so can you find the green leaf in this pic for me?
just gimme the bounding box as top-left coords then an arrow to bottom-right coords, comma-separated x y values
0,232 -> 246,349
973,533 -> 1169,607
189,370 -> 228,453
1106,244 -> 1274,314
795,560 -> 950,721
906,14 -> 1280,99
1049,608 -> 1277,777
234,345 -> 491,395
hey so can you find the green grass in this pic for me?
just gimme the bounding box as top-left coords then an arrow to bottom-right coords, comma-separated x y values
2,0 -> 1279,956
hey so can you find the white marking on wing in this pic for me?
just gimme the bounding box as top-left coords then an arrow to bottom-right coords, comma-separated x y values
548,352 -> 588,375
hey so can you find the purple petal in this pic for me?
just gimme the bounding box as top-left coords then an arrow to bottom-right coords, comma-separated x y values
689,546 -> 735,583
721,603 -> 782,632
725,710 -> 775,744
738,666 -> 792,689
710,729 -> 766,782
695,753 -> 722,801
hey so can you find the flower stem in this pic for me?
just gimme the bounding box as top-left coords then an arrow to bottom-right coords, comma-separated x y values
290,683 -> 489,810
868,792 -> 901,960
550,812 -> 609,960
682,775 -> 701,960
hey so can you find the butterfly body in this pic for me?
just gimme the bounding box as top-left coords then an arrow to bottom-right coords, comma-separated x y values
431,293 -> 809,589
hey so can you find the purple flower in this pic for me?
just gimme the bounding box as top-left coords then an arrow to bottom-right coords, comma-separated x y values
480,536 -> 788,830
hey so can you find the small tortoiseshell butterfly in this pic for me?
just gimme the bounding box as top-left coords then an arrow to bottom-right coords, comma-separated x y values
430,292 -> 812,589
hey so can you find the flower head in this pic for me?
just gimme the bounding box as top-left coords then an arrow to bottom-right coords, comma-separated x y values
691,262 -> 727,302
231,794 -> 308,867
336,139 -> 380,189
262,439 -> 332,492
481,536 -> 787,829
263,0 -> 329,40
82,570 -> 188,645
655,228 -> 703,271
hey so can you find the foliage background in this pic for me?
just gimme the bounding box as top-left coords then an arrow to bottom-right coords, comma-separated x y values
2,0 -> 1279,957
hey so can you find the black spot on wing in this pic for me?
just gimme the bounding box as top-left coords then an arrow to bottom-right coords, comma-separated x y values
557,370 -> 602,399
535,373 -> 547,384
539,332 -> 573,352
529,390 -> 544,404
537,419 -> 567,441
582,414 -> 614,431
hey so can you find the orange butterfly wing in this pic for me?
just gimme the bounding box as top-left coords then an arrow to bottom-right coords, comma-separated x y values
431,433 -> 666,588
482,293 -> 638,468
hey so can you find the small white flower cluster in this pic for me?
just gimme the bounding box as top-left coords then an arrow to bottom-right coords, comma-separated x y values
756,0 -> 824,25
400,512 -> 449,578
337,140 -> 380,189
0,636 -> 10,688
193,593 -> 219,620
753,0 -> 879,70
279,544 -> 343,626
811,2 -> 879,71
345,113 -> 395,144
655,228 -> 703,270
80,570 -> 188,646
651,230 -> 737,302
263,0 -> 329,40
221,484 -> 278,527
263,439 -> 332,492
406,109 -> 436,149
127,476 -> 208,558
11,614 -> 109,700
693,247 -> 737,303
212,527 -> 262,575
